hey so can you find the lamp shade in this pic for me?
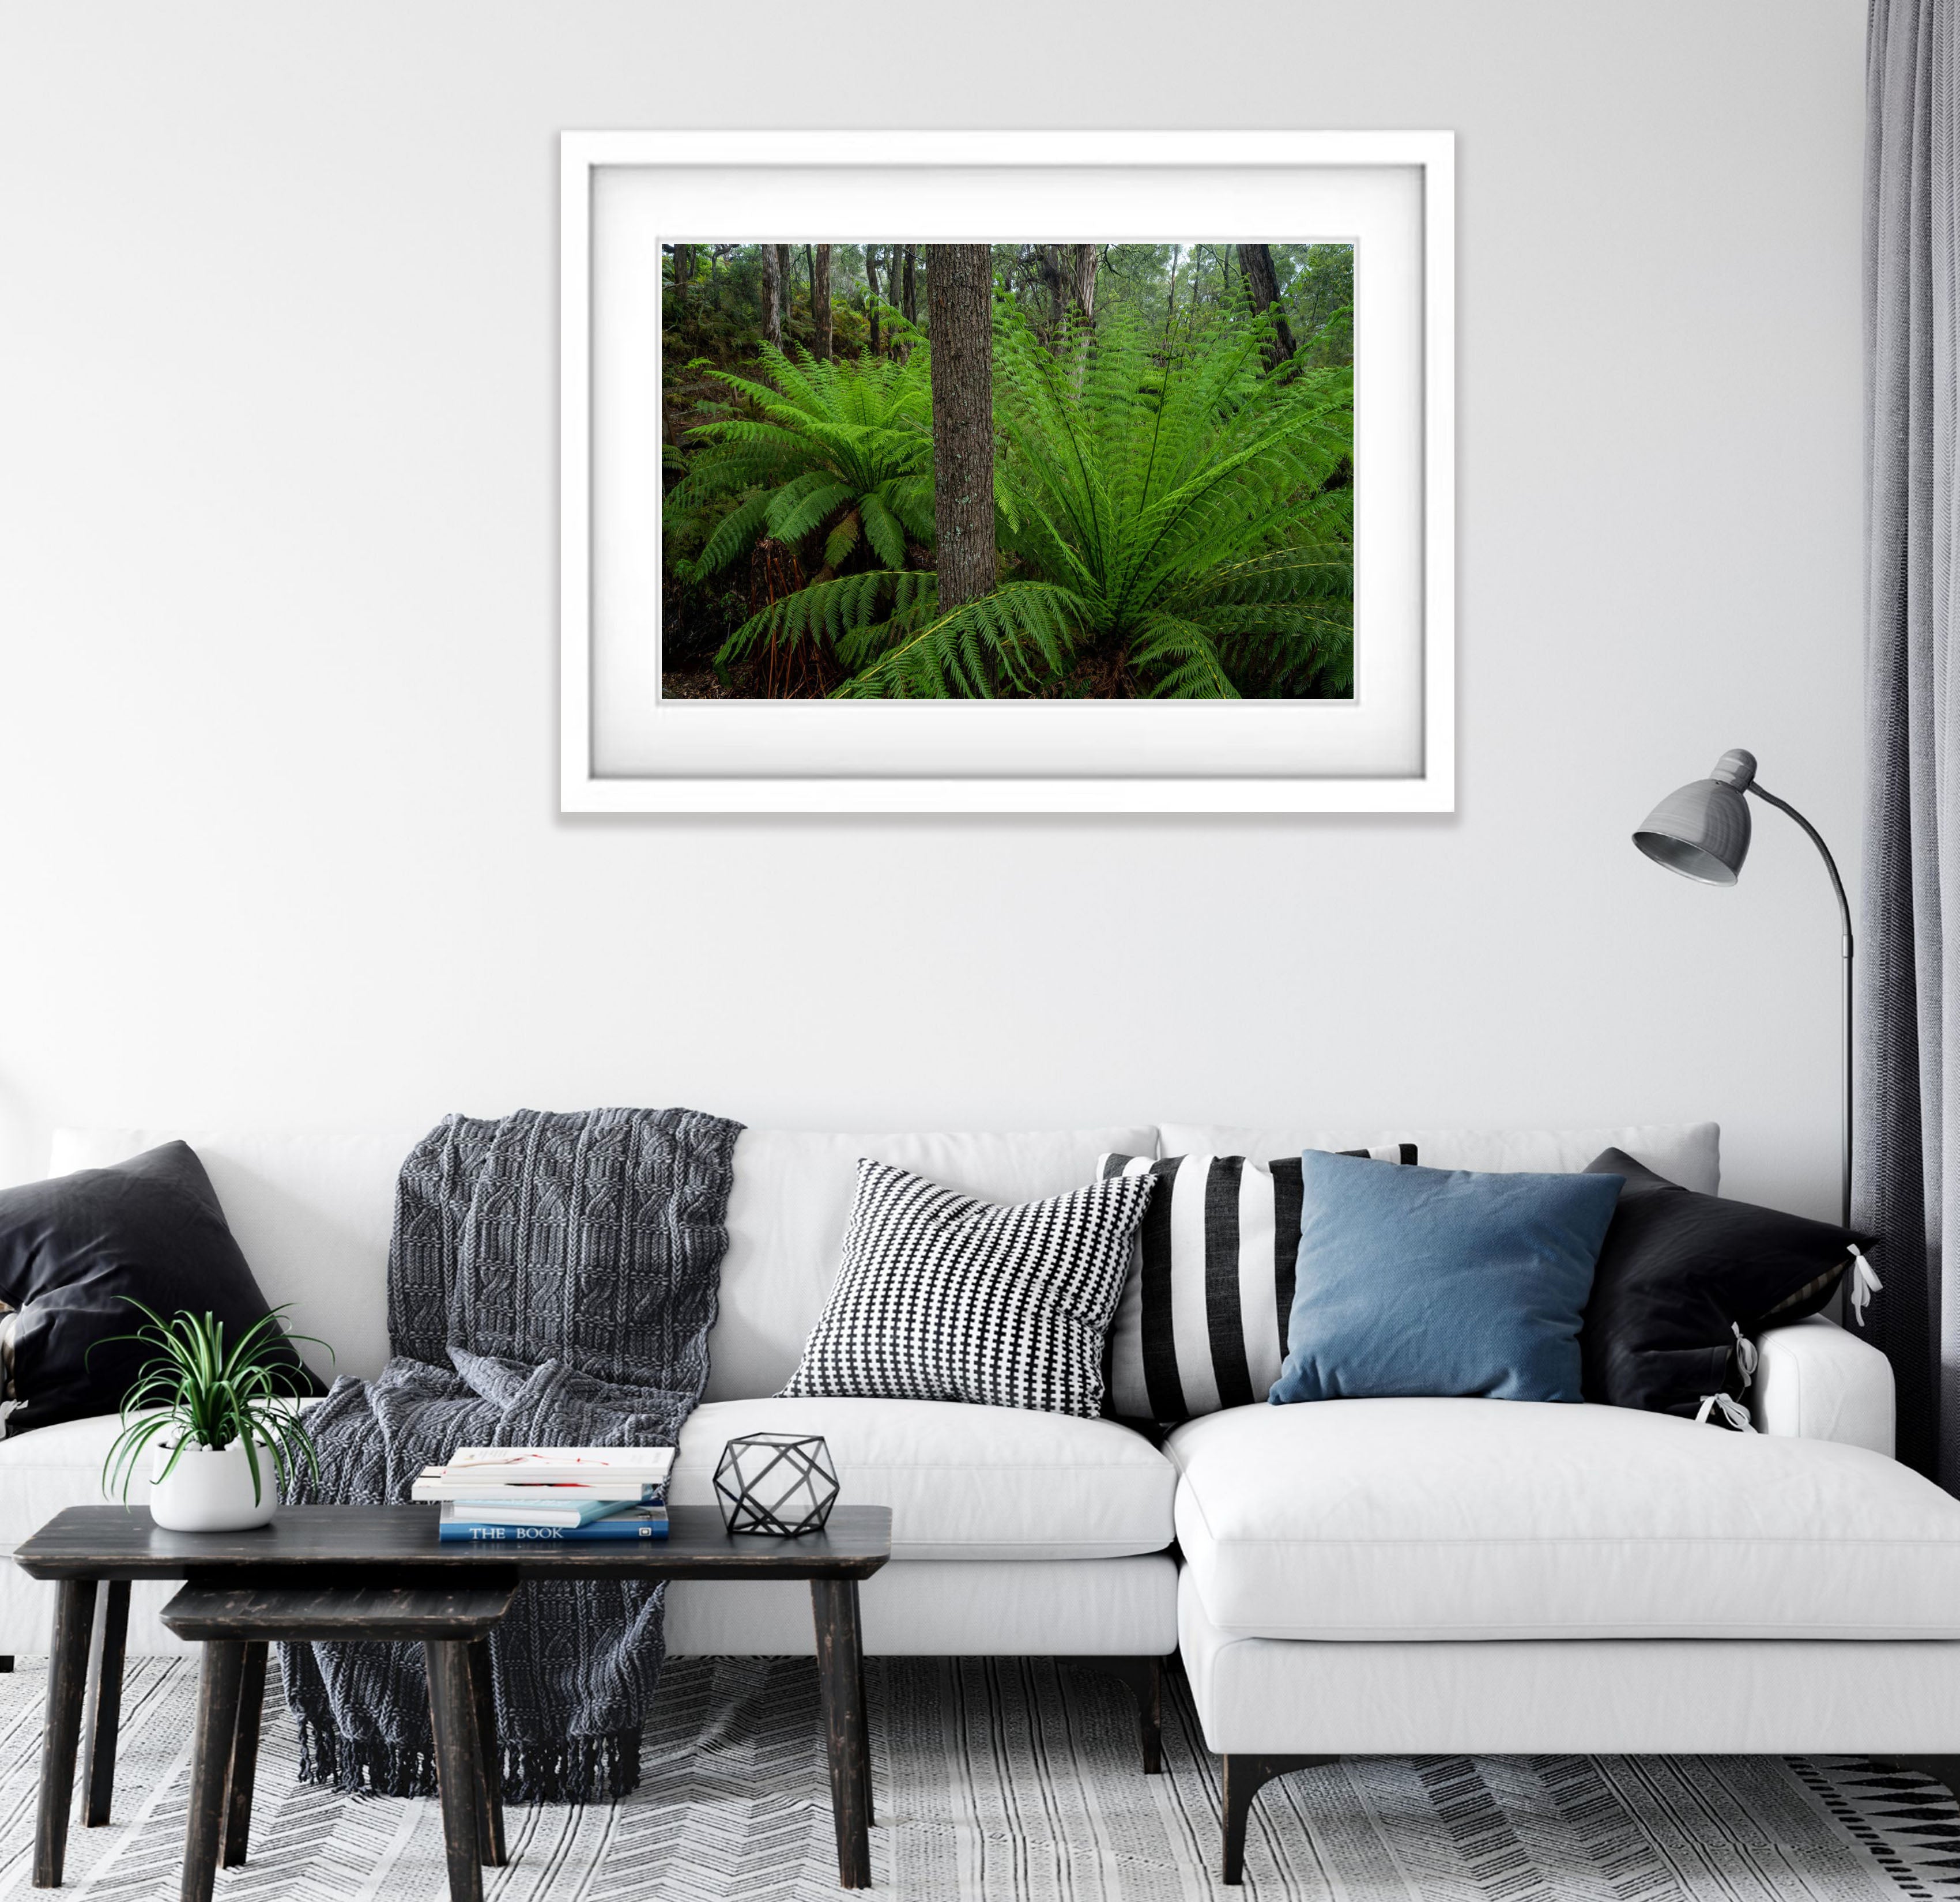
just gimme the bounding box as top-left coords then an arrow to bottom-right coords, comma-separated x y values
1632,748 -> 1757,885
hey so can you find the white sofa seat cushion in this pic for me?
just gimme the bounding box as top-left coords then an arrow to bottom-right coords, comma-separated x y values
1170,1397 -> 1960,1640
672,1397 -> 1175,1561
0,1412 -> 145,1557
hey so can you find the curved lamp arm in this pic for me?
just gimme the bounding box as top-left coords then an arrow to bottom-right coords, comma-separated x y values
1749,783 -> 1853,949
1749,781 -> 1854,1228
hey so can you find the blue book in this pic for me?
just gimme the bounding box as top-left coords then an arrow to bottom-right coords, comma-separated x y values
438,1503 -> 669,1542
447,1495 -> 634,1529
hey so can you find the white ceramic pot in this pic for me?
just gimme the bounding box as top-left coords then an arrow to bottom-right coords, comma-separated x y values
149,1437 -> 277,1533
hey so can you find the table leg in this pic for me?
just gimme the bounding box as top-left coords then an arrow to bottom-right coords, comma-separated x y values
221,1642 -> 268,1867
81,1580 -> 130,1826
424,1640 -> 485,1902
464,1637 -> 506,1866
856,1641 -> 874,1828
811,1579 -> 872,1889
34,1575 -> 97,1888
181,1643 -> 247,1902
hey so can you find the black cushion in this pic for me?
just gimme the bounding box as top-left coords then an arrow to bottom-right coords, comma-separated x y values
0,1142 -> 322,1436
1579,1146 -> 1875,1418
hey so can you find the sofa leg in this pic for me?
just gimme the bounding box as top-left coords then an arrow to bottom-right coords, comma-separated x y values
1878,1755 -> 1960,1801
1222,1753 -> 1338,1885
1062,1656 -> 1167,1773
0,1656 -> 12,1673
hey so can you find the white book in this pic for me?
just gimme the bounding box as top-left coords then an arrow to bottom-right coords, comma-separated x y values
444,1447 -> 673,1484
409,1446 -> 673,1504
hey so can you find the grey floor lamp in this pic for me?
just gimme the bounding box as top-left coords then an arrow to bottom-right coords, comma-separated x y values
1631,748 -> 1855,1229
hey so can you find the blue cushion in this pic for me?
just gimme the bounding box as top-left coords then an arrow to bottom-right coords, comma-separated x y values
1269,1151 -> 1624,1405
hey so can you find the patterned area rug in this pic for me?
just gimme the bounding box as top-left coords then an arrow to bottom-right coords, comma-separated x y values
0,1653 -> 1955,1900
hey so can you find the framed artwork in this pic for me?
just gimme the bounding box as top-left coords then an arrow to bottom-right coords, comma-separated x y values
560,131 -> 1453,813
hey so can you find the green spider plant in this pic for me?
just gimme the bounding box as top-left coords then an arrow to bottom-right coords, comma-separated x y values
100,1303 -> 329,1508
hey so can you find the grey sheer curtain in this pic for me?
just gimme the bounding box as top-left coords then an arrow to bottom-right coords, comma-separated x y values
1858,0 -> 1960,1480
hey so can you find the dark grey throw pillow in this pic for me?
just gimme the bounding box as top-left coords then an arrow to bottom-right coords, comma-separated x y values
0,1142 -> 321,1435
1578,1147 -> 1875,1422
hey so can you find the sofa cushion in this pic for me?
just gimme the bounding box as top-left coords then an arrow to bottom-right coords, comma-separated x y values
1268,1153 -> 1624,1406
48,1129 -> 421,1383
780,1161 -> 1155,1418
1163,1123 -> 1720,1194
46,1125 -> 1160,1400
1,1142 -> 323,1435
1170,1397 -> 1960,1639
0,1411 -> 148,1556
708,1127 -> 1156,1399
1,1392 -> 1178,1567
1097,1146 -> 1417,1424
672,1395 -> 1175,1560
1581,1148 -> 1872,1419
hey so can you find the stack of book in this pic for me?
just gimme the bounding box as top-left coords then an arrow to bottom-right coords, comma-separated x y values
412,1447 -> 674,1542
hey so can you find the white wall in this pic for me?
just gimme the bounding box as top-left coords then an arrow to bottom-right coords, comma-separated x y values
0,1 -> 1867,1217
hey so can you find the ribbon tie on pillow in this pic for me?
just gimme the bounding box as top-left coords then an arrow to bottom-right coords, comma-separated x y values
1730,1322 -> 1759,1387
1695,1391 -> 1757,1432
1695,1326 -> 1761,1431
1847,1243 -> 1882,1326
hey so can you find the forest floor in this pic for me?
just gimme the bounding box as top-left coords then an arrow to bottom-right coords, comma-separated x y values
659,668 -> 737,699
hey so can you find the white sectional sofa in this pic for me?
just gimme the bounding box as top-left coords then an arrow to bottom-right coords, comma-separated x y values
3,1117 -> 1943,1884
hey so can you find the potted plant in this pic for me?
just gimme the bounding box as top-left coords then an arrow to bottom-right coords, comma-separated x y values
101,1304 -> 327,1533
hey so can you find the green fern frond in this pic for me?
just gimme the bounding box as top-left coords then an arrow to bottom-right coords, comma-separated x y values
835,582 -> 1088,699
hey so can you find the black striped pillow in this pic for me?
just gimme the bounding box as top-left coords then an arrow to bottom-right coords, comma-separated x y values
1097,1147 -> 1417,1424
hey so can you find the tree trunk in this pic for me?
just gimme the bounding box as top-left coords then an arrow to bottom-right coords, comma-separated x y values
812,244 -> 832,361
1237,243 -> 1297,368
1039,245 -> 1066,350
1069,243 -> 1098,330
925,244 -> 996,612
777,244 -> 793,338
865,246 -> 881,357
902,246 -> 918,327
1067,243 -> 1099,389
672,243 -> 693,311
762,242 -> 782,351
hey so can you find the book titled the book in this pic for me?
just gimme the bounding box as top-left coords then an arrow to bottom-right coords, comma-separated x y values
447,1495 -> 635,1529
436,1501 -> 670,1543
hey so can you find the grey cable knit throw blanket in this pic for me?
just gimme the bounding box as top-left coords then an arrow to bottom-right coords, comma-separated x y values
281,1106 -> 743,1802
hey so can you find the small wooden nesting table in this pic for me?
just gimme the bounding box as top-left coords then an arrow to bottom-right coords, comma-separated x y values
13,1503 -> 893,1895
163,1573 -> 519,1902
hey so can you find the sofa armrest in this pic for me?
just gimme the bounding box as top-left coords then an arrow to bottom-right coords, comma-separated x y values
1750,1314 -> 1895,1456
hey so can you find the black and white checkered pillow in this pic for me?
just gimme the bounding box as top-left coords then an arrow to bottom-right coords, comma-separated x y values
780,1159 -> 1158,1417
1098,1146 -> 1418,1424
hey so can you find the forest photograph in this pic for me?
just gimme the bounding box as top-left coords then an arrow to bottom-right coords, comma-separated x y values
659,241 -> 1355,701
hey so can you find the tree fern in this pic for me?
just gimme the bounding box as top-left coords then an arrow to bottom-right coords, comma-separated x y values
984,290 -> 1354,698
668,288 -> 1353,700
665,339 -> 935,598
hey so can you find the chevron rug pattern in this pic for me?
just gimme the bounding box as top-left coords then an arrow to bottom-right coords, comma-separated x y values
0,1653 -> 1955,1900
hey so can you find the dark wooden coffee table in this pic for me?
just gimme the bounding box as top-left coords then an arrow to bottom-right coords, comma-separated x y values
13,1503 -> 892,1892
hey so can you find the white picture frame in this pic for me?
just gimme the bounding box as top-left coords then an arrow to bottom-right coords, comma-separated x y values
561,131 -> 1454,814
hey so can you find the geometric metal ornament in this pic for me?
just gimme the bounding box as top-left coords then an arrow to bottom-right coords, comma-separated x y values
713,1432 -> 840,1537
